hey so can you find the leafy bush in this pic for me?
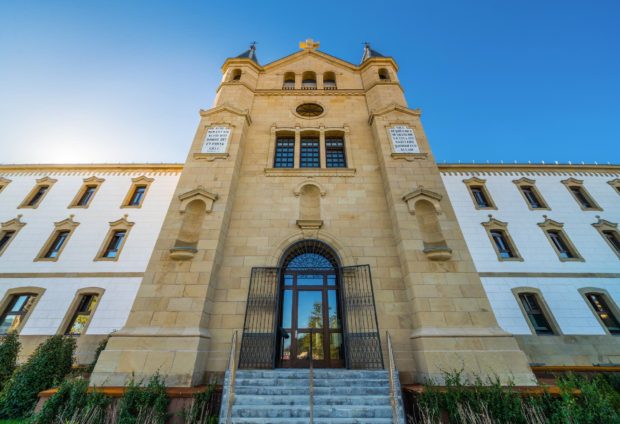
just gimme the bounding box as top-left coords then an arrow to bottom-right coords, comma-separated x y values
0,333 -> 20,392
413,370 -> 620,424
118,373 -> 168,424
31,377 -> 112,424
182,385 -> 218,424
0,335 -> 76,419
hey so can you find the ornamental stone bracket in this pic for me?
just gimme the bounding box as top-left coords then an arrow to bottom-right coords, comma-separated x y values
178,187 -> 218,214
402,187 -> 443,215
296,219 -> 323,230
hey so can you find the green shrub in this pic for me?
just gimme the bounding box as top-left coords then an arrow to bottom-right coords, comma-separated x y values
31,377 -> 111,424
182,385 -> 218,424
0,335 -> 76,419
118,373 -> 168,424
0,333 -> 20,392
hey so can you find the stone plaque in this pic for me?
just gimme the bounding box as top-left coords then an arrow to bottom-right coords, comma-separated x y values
201,126 -> 231,153
389,125 -> 420,154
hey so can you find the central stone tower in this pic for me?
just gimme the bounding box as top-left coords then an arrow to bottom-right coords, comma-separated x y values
91,40 -> 535,387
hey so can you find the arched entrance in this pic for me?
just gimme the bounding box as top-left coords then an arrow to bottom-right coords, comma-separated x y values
277,240 -> 344,368
238,239 -> 383,370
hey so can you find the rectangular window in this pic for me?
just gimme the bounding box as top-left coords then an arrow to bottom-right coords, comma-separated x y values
27,185 -> 49,207
76,185 -> 97,207
65,294 -> 99,336
102,230 -> 126,258
325,138 -> 346,168
586,293 -> 620,335
521,187 -> 543,209
0,294 -> 36,335
470,186 -> 490,208
44,230 -> 70,259
490,230 -> 515,259
547,230 -> 575,259
518,293 -> 554,335
274,137 -> 295,168
300,138 -> 320,168
570,186 -> 594,209
128,186 -> 146,206
603,230 -> 620,255
0,231 -> 16,255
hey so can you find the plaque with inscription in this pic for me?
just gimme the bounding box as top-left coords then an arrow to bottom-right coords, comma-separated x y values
389,125 -> 420,154
201,126 -> 231,154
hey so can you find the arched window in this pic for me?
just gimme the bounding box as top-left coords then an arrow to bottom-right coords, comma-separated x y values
0,288 -> 45,335
378,68 -> 390,81
231,69 -> 242,81
283,72 -> 295,90
301,71 -> 317,89
323,71 -> 336,90
583,291 -> 620,335
514,290 -> 558,335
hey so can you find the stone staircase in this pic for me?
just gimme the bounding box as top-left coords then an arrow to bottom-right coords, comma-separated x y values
219,368 -> 405,424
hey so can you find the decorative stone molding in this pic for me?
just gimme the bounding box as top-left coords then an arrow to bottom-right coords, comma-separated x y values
294,180 -> 326,197
391,153 -> 428,161
35,216 -> 80,262
193,153 -> 229,161
94,216 -> 134,262
592,217 -> 620,259
538,216 -> 584,262
0,215 -> 26,256
481,216 -> 523,262
462,176 -> 497,210
18,176 -> 58,209
296,219 -> 323,230
608,179 -> 620,194
402,187 -> 443,215
178,187 -> 218,214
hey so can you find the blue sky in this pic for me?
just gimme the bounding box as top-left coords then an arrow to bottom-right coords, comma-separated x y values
1,0 -> 618,164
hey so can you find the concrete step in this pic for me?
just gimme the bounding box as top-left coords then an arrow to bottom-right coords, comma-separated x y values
231,419 -> 394,424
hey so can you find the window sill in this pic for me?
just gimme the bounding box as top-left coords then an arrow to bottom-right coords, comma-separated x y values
391,153 -> 428,161
193,153 -> 229,161
264,168 -> 356,177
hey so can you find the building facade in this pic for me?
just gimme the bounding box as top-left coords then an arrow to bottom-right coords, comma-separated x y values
1,42 -> 619,389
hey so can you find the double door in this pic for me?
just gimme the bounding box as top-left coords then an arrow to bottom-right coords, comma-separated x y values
278,271 -> 344,368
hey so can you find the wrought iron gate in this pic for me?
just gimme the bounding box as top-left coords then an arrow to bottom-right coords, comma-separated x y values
238,264 -> 383,369
238,267 -> 279,369
340,265 -> 384,369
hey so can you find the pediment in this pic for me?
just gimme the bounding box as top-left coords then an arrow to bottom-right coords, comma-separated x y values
368,104 -> 422,125
263,49 -> 358,73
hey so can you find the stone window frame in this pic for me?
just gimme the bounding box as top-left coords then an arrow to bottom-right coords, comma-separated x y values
561,177 -> 602,211
481,216 -> 523,262
34,216 -> 80,262
463,177 -> 497,210
94,216 -> 134,262
18,176 -> 58,209
592,218 -> 620,259
512,177 -> 550,210
512,287 -> 562,336
578,288 -> 620,336
608,179 -> 620,196
537,217 -> 584,262
120,176 -> 154,209
267,125 -> 353,171
57,287 -> 105,336
68,176 -> 105,209
0,216 -> 26,257
0,177 -> 11,194
0,287 -> 45,335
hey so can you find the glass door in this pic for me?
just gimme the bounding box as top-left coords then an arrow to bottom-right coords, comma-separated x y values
278,271 -> 344,368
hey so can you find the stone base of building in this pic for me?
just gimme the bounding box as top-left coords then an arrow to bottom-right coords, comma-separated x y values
17,334 -> 108,366
409,332 -> 537,386
516,335 -> 620,366
90,332 -> 211,387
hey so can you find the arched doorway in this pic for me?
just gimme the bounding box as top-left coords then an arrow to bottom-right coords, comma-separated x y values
277,240 -> 344,368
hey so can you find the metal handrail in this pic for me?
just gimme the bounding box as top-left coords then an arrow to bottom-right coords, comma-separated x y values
386,331 -> 399,424
309,337 -> 314,424
225,331 -> 238,424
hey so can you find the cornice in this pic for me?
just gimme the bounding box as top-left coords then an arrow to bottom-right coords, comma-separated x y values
199,105 -> 252,126
0,163 -> 183,174
221,57 -> 263,73
438,163 -> 620,175
262,49 -> 359,72
368,104 -> 422,125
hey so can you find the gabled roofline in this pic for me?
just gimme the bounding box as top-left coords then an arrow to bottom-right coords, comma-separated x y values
262,49 -> 360,71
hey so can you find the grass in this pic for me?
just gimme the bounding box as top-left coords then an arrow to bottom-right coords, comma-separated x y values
0,420 -> 29,424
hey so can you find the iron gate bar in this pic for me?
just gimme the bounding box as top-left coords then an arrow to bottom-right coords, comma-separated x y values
238,267 -> 279,369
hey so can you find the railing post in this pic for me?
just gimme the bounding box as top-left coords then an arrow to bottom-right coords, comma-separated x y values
225,331 -> 238,424
386,331 -> 399,424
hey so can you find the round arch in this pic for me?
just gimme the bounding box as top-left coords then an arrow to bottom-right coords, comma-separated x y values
266,230 -> 356,268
